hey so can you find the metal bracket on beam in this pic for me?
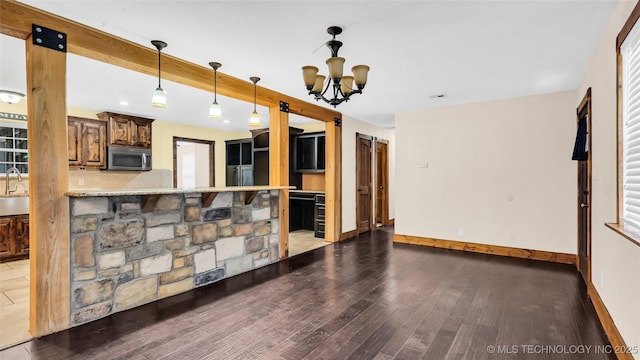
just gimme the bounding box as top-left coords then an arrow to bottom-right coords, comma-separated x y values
32,24 -> 67,53
279,101 -> 290,113
334,118 -> 342,127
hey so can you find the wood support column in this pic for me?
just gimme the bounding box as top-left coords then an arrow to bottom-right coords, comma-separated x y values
26,33 -> 71,336
269,106 -> 289,258
325,119 -> 342,242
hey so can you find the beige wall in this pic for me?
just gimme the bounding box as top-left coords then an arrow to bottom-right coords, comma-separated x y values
342,115 -> 396,233
395,91 -> 576,254
576,0 -> 640,354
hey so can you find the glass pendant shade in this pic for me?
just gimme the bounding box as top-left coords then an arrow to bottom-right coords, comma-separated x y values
341,76 -> 354,95
302,66 -> 319,88
326,57 -> 345,79
352,65 -> 370,88
312,75 -> 326,93
249,111 -> 261,127
208,101 -> 222,119
151,87 -> 168,108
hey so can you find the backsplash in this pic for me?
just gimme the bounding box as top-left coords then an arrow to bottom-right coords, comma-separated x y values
0,176 -> 29,195
69,169 -> 172,190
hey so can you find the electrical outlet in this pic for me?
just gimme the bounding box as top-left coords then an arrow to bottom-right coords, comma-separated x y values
458,228 -> 465,237
78,178 -> 84,186
419,162 -> 428,168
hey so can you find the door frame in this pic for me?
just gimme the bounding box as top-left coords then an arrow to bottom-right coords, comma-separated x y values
576,88 -> 592,282
356,133 -> 373,234
375,138 -> 390,226
172,137 -> 215,188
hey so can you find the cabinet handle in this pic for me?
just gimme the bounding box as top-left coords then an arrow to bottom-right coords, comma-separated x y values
142,154 -> 147,169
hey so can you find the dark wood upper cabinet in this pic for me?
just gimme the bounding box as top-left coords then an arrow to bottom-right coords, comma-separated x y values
97,112 -> 154,149
294,132 -> 325,173
67,116 -> 107,169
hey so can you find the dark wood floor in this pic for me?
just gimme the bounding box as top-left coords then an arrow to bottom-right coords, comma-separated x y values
1,227 -> 613,360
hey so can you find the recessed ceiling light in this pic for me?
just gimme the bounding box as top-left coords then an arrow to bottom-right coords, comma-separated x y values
119,100 -> 129,106
223,119 -> 230,124
429,93 -> 448,99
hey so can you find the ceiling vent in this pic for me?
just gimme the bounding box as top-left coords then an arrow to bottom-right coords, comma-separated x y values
429,93 -> 448,99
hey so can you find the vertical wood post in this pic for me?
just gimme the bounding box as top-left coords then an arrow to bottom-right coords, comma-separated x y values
269,104 -> 289,258
325,119 -> 342,242
26,29 -> 71,336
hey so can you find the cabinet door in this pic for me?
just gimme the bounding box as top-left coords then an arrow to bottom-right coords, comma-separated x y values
109,116 -> 132,146
0,217 -> 14,258
67,119 -> 83,166
15,215 -> 29,256
130,118 -> 152,148
226,143 -> 241,165
82,120 -> 107,168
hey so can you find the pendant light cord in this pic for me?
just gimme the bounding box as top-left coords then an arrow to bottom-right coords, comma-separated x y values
157,49 -> 161,88
253,82 -> 257,112
214,69 -> 217,103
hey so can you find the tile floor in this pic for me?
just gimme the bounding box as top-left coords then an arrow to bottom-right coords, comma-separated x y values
0,259 -> 31,350
288,230 -> 331,257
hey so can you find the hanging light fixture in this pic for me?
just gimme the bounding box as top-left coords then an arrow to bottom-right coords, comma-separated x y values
208,62 -> 223,119
302,26 -> 370,107
0,90 -> 25,105
249,76 -> 261,127
150,40 -> 168,108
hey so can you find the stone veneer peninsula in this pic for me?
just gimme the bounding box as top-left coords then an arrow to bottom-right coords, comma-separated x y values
65,186 -> 290,326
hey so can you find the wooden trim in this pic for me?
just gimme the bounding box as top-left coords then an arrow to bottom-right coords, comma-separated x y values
616,0 -> 640,50
587,282 -> 635,360
0,0 -> 341,123
393,234 -> 576,265
27,35 -> 70,336
388,218 -> 395,226
576,88 -> 593,283
269,107 -> 290,258
375,139 -> 390,226
172,137 -> 215,188
340,229 -> 358,241
325,121 -> 342,242
605,223 -> 640,248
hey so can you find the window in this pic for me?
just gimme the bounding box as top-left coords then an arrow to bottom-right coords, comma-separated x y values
0,122 -> 28,175
613,3 -> 640,245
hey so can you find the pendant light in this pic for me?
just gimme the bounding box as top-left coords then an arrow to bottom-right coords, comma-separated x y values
249,77 -> 261,127
150,40 -> 168,108
208,62 -> 223,119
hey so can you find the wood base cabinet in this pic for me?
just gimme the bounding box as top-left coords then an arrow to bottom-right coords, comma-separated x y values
0,214 -> 29,262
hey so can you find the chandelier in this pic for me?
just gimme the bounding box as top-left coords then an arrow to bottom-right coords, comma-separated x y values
302,26 -> 370,107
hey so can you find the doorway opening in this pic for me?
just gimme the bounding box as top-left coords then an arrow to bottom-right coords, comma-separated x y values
576,88 -> 592,283
375,139 -> 390,227
173,137 -> 215,188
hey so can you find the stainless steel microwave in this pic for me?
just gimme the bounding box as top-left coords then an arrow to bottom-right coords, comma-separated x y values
107,146 -> 152,171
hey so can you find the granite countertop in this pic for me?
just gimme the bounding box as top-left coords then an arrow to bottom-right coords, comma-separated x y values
66,185 -> 295,197
290,190 -> 325,194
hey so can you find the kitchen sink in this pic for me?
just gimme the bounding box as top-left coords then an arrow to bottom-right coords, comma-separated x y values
0,196 -> 29,216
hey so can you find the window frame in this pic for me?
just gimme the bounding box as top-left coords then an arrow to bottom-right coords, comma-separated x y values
608,1 -> 640,247
0,121 -> 28,176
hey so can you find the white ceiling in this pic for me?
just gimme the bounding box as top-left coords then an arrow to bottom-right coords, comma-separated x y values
1,0 -> 618,132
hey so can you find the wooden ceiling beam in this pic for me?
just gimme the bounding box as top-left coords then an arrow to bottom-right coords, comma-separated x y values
0,0 -> 341,122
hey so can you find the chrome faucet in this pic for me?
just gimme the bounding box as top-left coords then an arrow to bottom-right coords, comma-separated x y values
5,167 -> 23,195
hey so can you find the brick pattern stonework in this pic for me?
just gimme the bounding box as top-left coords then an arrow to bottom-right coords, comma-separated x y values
69,190 -> 280,325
